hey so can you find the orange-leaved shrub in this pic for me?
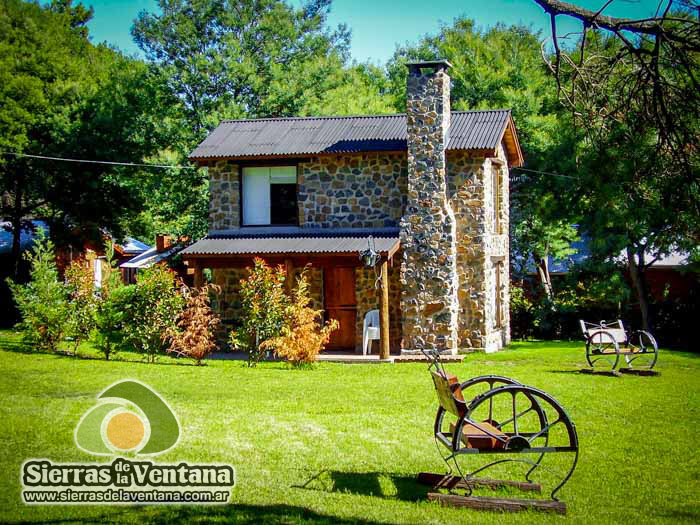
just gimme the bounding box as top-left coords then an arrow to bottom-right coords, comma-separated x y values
261,268 -> 338,367
165,284 -> 222,365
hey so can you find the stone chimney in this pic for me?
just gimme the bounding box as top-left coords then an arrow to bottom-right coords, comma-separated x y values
156,234 -> 172,253
400,60 -> 460,354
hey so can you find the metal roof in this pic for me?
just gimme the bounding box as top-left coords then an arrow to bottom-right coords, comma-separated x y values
120,244 -> 182,269
181,228 -> 400,257
189,110 -> 518,160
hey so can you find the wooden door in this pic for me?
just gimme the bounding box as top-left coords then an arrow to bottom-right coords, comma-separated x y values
324,267 -> 356,350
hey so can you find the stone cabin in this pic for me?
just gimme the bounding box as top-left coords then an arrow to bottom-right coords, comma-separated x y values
181,60 -> 523,355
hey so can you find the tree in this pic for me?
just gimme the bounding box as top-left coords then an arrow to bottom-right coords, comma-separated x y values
534,0 -> 700,330
6,230 -> 69,353
230,258 -> 289,366
131,0 -> 351,137
0,0 -> 177,273
386,18 -> 583,299
166,284 -> 222,365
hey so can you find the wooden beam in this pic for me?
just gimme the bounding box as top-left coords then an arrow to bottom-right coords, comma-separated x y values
379,258 -> 390,360
193,260 -> 204,288
428,493 -> 566,514
417,472 -> 541,493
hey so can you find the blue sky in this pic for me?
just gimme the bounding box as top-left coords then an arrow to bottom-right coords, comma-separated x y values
86,0 -> 666,64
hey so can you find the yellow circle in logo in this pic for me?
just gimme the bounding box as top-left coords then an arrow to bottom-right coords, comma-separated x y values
106,412 -> 145,450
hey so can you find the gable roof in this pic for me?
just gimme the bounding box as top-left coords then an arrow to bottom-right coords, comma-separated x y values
189,110 -> 523,167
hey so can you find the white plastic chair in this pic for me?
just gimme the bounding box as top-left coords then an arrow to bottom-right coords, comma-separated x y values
363,309 -> 380,355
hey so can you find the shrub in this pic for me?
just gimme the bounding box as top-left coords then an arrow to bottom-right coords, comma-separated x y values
230,258 -> 289,366
165,284 -> 222,365
91,244 -> 128,360
261,268 -> 338,367
64,259 -> 97,355
6,231 -> 69,353
510,286 -> 534,341
118,265 -> 185,363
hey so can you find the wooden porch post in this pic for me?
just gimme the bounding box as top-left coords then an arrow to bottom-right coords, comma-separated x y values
285,258 -> 294,292
193,260 -> 204,288
379,258 -> 390,360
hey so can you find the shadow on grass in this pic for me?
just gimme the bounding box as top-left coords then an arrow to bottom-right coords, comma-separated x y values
13,502 -> 397,524
295,470 -> 429,503
0,339 -> 206,367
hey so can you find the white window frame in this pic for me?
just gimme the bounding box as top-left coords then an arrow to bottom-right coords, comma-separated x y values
241,166 -> 296,226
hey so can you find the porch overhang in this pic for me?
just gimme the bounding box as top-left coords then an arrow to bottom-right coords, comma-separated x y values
180,227 -> 401,262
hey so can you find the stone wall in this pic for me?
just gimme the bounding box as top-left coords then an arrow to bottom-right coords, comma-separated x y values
207,160 -> 240,230
354,264 -> 402,354
447,144 -> 510,352
399,62 -> 460,354
210,264 -> 325,349
211,267 -> 248,346
298,153 -> 407,228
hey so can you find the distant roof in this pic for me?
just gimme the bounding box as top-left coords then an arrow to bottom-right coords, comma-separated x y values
120,237 -> 151,255
181,227 -> 400,257
0,221 -> 49,255
189,110 -> 523,167
120,244 -> 182,269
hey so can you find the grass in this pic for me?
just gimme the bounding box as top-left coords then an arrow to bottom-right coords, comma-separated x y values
0,330 -> 698,524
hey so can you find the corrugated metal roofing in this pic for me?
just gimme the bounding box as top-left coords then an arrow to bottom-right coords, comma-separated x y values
120,245 -> 182,269
189,110 -> 513,159
181,227 -> 400,256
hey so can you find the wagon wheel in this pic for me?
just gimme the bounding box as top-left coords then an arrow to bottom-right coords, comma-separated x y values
586,330 -> 620,370
459,376 -> 522,426
458,385 -> 579,501
624,331 -> 658,369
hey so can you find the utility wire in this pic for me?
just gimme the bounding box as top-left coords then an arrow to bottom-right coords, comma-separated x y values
0,151 -> 196,170
511,167 -> 578,179
1,151 -> 576,179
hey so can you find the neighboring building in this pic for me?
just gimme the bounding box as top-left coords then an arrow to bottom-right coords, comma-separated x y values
181,60 -> 523,354
119,234 -> 191,285
529,239 -> 698,303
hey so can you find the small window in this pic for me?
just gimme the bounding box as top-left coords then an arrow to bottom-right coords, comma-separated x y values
492,259 -> 504,329
242,166 -> 297,226
492,165 -> 501,234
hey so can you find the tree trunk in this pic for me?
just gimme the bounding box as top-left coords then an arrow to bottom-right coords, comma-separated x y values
536,256 -> 554,301
626,246 -> 651,332
10,182 -> 23,278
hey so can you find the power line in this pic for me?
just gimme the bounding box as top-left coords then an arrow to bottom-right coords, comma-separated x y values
511,167 -> 578,179
0,151 -> 196,170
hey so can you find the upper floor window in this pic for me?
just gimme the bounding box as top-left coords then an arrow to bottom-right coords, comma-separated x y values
242,166 -> 297,226
492,162 -> 502,234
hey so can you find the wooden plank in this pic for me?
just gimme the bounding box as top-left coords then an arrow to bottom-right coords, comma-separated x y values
579,368 -> 621,377
619,368 -> 660,376
324,267 -> 356,350
427,493 -> 566,514
379,259 -> 390,360
418,473 -> 541,493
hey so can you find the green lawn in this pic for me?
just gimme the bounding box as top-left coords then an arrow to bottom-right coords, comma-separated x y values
1,331 -> 698,524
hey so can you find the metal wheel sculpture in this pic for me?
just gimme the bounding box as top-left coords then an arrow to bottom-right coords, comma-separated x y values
580,320 -> 658,371
585,329 -> 620,370
418,348 -> 578,514
625,330 -> 658,369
